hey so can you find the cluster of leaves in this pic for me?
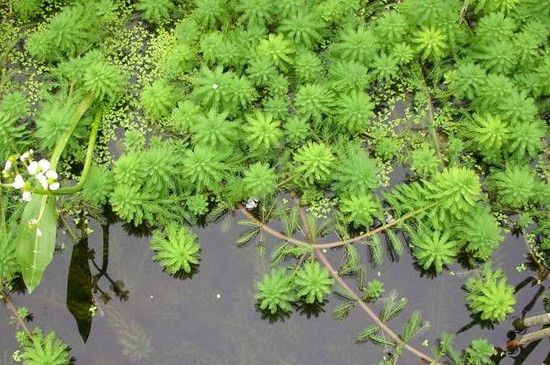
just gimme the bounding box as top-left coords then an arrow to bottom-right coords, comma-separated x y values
16,328 -> 70,365
254,261 -> 333,314
2,0 -> 550,363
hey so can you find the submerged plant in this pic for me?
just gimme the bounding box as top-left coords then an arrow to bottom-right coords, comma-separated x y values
254,268 -> 296,314
150,224 -> 201,274
465,338 -> 495,365
295,261 -> 333,304
19,330 -> 70,365
293,142 -> 334,185
412,229 -> 459,274
464,265 -> 515,323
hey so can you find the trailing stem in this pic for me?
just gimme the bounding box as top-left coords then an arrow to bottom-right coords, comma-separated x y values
238,199 -> 442,365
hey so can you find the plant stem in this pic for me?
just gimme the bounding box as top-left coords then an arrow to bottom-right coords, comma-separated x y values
290,197 -> 441,365
1,290 -> 31,336
513,313 -> 550,331
506,327 -> 550,351
33,106 -> 103,196
50,93 -> 96,170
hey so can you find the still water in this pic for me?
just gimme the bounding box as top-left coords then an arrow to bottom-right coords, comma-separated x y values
1,211 -> 549,364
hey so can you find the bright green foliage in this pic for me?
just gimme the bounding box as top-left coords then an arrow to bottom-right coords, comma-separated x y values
283,116 -> 310,145
263,96 -> 289,120
242,112 -> 283,150
401,0 -> 454,27
339,194 -> 381,228
150,224 -> 200,274
0,92 -> 29,120
332,144 -> 379,196
192,0 -> 229,29
235,0 -> 274,25
19,330 -> 70,365
474,0 -> 519,13
257,34 -> 295,71
242,162 -> 277,199
140,81 -> 178,119
445,61 -> 486,100
371,53 -> 400,82
412,27 -> 448,61
507,119 -> 547,159
224,75 -> 256,111
410,145 -> 439,177
81,165 -> 114,207
190,109 -> 238,148
295,261 -> 333,304
464,114 -> 509,163
182,146 -> 228,192
331,25 -> 378,66
293,142 -> 334,184
186,194 -> 209,216
294,83 -> 333,122
83,59 -> 127,101
374,12 -> 409,50
496,91 -> 537,123
364,280 -> 385,300
334,90 -> 374,133
171,100 -> 201,132
490,165 -> 536,208
375,137 -> 401,161
110,185 -> 160,226
294,51 -> 323,83
278,11 -> 325,49
254,268 -> 296,314
473,40 -> 517,74
34,99 -> 76,151
137,0 -> 174,23
464,265 -> 515,323
457,206 -> 503,261
412,229 -> 458,274
425,167 -> 481,220
113,152 -> 144,186
328,61 -> 370,93
14,0 -> 42,20
0,239 -> 17,282
190,66 -> 229,109
473,74 -> 515,112
25,5 -> 106,62
475,12 -> 516,41
465,338 -> 495,365
246,57 -> 278,86
163,43 -> 198,79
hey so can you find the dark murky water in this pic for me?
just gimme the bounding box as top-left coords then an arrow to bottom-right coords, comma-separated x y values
1,211 -> 549,364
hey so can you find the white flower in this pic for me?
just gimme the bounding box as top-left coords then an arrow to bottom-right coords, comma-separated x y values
45,170 -> 58,180
38,159 -> 50,172
36,174 -> 48,189
20,150 -> 33,162
22,191 -> 32,202
36,228 -> 42,237
49,182 -> 60,191
245,198 -> 258,210
3,160 -> 12,172
27,160 -> 39,175
12,175 -> 25,189
212,83 -> 218,89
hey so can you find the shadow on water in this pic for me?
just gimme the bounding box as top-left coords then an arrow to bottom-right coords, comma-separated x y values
1,200 -> 549,364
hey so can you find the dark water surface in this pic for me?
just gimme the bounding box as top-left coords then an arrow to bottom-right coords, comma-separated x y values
1,213 -> 549,364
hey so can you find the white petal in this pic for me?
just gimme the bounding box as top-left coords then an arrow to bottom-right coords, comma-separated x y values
22,191 -> 32,202
38,159 -> 50,172
245,198 -> 258,210
36,228 -> 42,237
12,175 -> 25,189
37,174 -> 48,189
45,170 -> 58,179
49,182 -> 60,191
4,160 -> 12,171
212,83 -> 218,89
20,152 -> 30,161
27,161 -> 39,175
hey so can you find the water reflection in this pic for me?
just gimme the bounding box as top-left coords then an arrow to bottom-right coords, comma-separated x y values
1,214 -> 549,364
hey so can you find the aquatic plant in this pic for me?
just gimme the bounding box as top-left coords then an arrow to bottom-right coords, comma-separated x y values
254,268 -> 296,314
295,261 -> 333,304
140,80 -> 178,120
137,0 -> 174,24
339,194 -> 381,228
0,239 -> 17,282
457,206 -> 503,261
412,229 -> 459,274
19,330 -> 70,365
242,162 -> 277,199
150,224 -> 201,274
293,142 -> 334,185
364,280 -> 385,301
489,165 -> 536,209
464,265 -> 515,323
465,338 -> 495,365
278,10 -> 325,49
242,112 -> 283,151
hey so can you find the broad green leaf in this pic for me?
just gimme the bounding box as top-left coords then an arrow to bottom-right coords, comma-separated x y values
15,195 -> 57,293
